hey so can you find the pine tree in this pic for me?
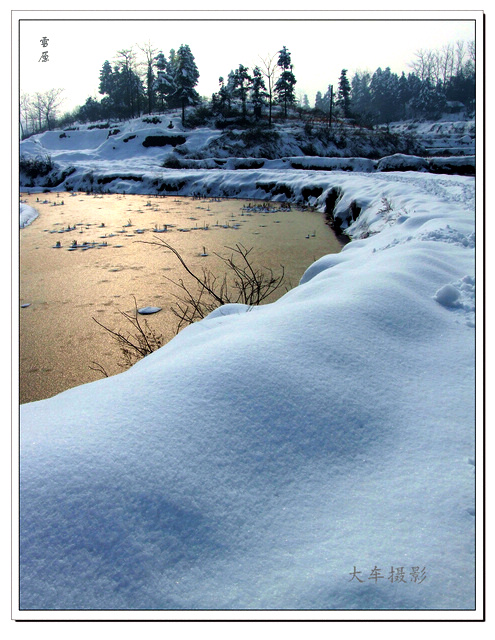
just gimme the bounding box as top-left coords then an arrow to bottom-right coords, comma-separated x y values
232,64 -> 252,119
351,71 -> 372,124
226,70 -> 237,99
153,51 -> 175,111
406,73 -> 422,118
337,69 -> 351,118
446,70 -> 475,109
77,96 -> 104,123
99,59 -> 135,119
250,66 -> 267,120
314,91 -> 323,112
382,67 -> 400,122
167,49 -> 177,76
411,78 -> 446,119
99,60 -> 115,97
172,44 -> 200,125
215,76 -> 233,116
370,67 -> 402,123
397,71 -> 411,119
275,46 -> 296,117
323,85 -> 334,112
115,48 -> 143,119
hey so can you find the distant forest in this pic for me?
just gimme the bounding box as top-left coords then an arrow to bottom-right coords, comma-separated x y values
20,39 -> 475,138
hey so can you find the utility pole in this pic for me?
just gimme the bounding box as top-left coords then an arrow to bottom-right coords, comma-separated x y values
328,85 -> 334,129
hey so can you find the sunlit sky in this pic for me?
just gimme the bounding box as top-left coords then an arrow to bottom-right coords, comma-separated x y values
17,10 -> 477,114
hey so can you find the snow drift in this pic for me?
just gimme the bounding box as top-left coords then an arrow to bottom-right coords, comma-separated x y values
19,203 -> 39,228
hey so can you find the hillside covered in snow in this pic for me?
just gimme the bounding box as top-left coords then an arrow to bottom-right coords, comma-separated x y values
20,112 -> 474,194
18,113 -> 478,615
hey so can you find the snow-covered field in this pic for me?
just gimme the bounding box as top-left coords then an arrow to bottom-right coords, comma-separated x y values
18,115 -> 478,615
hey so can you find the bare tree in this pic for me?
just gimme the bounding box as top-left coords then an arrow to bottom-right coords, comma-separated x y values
410,48 -> 436,82
41,88 -> 64,130
146,240 -> 286,332
467,40 -> 475,65
19,93 -> 31,138
454,40 -> 466,76
440,43 -> 455,87
90,243 -> 287,376
91,296 -> 163,371
31,92 -> 45,131
137,40 -> 158,114
22,89 -> 64,134
409,40 -> 474,89
259,52 -> 280,126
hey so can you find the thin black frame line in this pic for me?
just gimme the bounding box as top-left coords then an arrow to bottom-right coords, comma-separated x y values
17,18 -> 478,22
13,10 -> 483,623
11,8 -> 483,13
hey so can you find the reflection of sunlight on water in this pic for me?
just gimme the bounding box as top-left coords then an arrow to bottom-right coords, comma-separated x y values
19,192 -> 342,403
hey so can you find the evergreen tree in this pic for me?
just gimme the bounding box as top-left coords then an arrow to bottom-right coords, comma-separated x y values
314,86 -> 333,119
99,60 -> 115,97
411,78 -> 446,119
383,67 -> 400,122
77,96 -> 104,123
397,71 -> 412,119
232,64 -> 252,118
275,45 -> 296,117
405,72 -> 423,118
114,48 -> 144,119
216,76 -> 233,116
322,85 -> 333,113
337,69 -> 352,117
351,71 -> 372,124
172,44 -> 200,125
369,67 -> 401,124
153,51 -> 175,111
314,91 -> 324,112
98,60 -> 125,118
250,66 -> 267,120
226,70 -> 237,99
446,69 -> 475,108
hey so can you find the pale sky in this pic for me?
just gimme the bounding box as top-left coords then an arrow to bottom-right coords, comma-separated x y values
17,10 -> 477,114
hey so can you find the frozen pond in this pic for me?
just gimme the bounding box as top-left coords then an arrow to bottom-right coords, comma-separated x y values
20,191 -> 342,403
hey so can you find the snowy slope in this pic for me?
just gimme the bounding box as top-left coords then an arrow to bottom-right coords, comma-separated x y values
19,165 -> 476,611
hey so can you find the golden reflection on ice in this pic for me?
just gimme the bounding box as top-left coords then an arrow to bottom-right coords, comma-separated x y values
19,192 -> 341,403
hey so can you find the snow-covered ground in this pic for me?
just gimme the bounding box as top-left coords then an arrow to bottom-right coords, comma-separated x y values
383,116 -> 475,157
19,203 -> 38,228
18,119 -> 477,613
19,112 -> 475,203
